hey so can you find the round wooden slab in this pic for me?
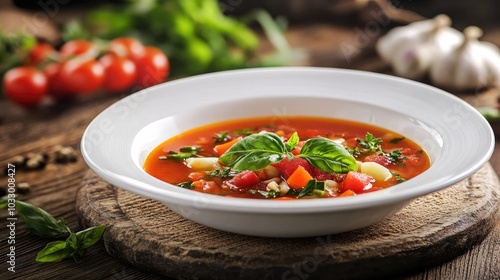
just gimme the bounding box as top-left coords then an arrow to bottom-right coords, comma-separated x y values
76,164 -> 500,280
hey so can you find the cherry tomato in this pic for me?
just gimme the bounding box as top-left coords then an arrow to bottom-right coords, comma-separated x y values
58,58 -> 105,95
27,42 -> 56,65
60,39 -> 96,58
135,46 -> 170,88
3,66 -> 47,107
43,63 -> 69,98
108,37 -> 145,61
99,54 -> 137,93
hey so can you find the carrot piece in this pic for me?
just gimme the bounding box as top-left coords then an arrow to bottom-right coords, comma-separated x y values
213,136 -> 242,156
286,165 -> 314,189
339,189 -> 356,197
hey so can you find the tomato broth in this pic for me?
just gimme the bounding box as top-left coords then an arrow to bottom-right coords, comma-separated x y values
144,116 -> 431,199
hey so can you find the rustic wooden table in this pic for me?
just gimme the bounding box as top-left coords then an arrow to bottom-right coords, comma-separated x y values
1,22 -> 500,279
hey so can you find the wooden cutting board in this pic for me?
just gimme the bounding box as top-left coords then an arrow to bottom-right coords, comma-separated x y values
76,163 -> 500,280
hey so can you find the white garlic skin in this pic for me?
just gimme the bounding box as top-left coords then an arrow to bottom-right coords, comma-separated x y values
376,14 -> 463,80
429,26 -> 500,91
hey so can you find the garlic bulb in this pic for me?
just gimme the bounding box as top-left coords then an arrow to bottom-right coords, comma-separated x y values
376,14 -> 462,80
429,26 -> 500,91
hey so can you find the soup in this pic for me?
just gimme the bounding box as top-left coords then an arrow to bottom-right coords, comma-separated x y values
144,116 -> 431,199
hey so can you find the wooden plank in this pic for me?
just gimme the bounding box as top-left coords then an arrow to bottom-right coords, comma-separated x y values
75,166 -> 500,280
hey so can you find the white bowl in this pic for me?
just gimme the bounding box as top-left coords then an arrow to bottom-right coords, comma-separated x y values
81,67 -> 494,237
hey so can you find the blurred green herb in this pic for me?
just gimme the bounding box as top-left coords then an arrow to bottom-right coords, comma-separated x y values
478,106 -> 500,121
0,32 -> 36,76
206,168 -> 240,178
160,146 -> 202,161
62,0 -> 295,76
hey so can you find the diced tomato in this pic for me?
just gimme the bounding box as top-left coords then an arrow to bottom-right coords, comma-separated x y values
313,169 -> 346,182
192,180 -> 222,195
301,129 -> 320,139
364,155 -> 391,167
227,171 -> 261,188
340,171 -> 374,194
274,158 -> 312,179
256,170 -> 268,180
291,140 -> 306,155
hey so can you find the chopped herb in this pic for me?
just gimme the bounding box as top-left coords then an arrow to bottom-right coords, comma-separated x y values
348,147 -> 362,157
177,181 -> 195,189
286,188 -> 301,196
416,149 -> 423,154
382,149 -> 407,164
213,131 -> 231,144
357,133 -> 382,152
297,180 -> 325,198
159,152 -> 198,161
392,172 -> 406,183
206,169 -> 240,178
389,137 -> 405,144
257,190 -> 281,198
179,146 -> 202,153
160,146 -> 202,161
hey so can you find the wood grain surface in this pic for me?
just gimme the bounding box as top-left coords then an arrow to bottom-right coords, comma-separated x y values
1,23 -> 500,280
76,165 -> 500,280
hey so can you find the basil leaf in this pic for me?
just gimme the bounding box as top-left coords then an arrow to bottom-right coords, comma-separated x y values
75,225 -> 106,249
298,137 -> 358,173
298,180 -> 326,198
16,201 -> 70,238
35,240 -> 75,263
72,248 -> 87,263
0,195 -> 8,209
286,132 -> 299,152
219,132 -> 289,171
66,233 -> 79,251
298,180 -> 317,198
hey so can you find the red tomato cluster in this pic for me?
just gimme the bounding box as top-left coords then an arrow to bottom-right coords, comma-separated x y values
2,37 -> 170,108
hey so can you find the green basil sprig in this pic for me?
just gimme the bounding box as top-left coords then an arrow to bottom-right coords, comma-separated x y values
219,132 -> 358,174
36,225 -> 106,263
297,137 -> 358,173
16,201 -> 71,238
1,198 -> 106,263
219,132 -> 290,171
